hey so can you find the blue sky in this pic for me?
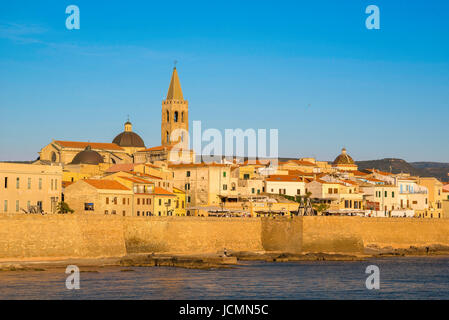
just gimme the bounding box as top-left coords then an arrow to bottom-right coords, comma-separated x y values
0,0 -> 448,162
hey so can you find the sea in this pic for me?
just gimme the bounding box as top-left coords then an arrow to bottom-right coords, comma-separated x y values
1,256 -> 449,299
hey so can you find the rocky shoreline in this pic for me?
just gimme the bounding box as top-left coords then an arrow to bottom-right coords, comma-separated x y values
2,244 -> 449,272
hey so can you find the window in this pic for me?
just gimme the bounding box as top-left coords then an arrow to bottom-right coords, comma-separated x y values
166,110 -> 170,122
252,188 -> 255,194
185,183 -> 190,190
16,200 -> 19,212
84,203 -> 94,211
4,200 -> 7,212
243,174 -> 250,180
106,197 -> 109,204
187,196 -> 191,203
223,172 -> 226,177
137,198 -> 140,205
182,201 -> 185,208
333,188 -> 338,194
16,177 -> 20,189
223,184 -> 227,191
392,191 -> 395,198
4,177 -> 7,188
105,210 -> 109,215
113,197 -> 117,205
385,191 -> 387,197
39,178 -> 42,190
297,189 -> 301,195
186,171 -> 190,177
28,178 -> 31,189
54,179 -> 58,190
328,188 -> 333,194
166,131 -> 169,143
181,111 -> 184,122
159,199 -> 162,205
111,210 -> 116,215
122,211 -> 126,216
174,111 -> 178,122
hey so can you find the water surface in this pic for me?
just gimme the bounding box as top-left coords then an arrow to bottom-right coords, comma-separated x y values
1,257 -> 448,299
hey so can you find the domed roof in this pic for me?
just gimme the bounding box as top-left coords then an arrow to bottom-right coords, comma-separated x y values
113,131 -> 145,147
112,121 -> 145,148
333,148 -> 355,165
70,146 -> 104,165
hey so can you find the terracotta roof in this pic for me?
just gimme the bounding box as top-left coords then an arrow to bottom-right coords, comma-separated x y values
287,170 -> 312,176
266,175 -> 306,182
443,184 -> 449,192
352,170 -> 369,176
284,160 -> 315,166
118,176 -> 152,184
341,179 -> 359,186
140,145 -> 173,152
131,172 -> 163,180
84,179 -> 130,190
153,187 -> 175,196
62,181 -> 74,188
168,163 -> 229,168
106,163 -> 136,173
362,177 -> 384,183
55,140 -> 124,151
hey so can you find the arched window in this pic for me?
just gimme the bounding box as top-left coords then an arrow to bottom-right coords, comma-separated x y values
166,131 -> 170,143
174,111 -> 178,122
51,152 -> 57,162
166,110 -> 170,122
181,111 -> 184,122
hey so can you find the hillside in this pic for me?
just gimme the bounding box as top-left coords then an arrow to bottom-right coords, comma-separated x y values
356,158 -> 449,182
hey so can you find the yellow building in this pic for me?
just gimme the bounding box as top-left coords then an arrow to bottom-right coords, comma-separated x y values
0,162 -> 62,214
173,187 -> 186,216
418,177 -> 444,218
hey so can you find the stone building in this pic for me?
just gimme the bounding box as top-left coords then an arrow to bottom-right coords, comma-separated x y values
64,179 -> 133,216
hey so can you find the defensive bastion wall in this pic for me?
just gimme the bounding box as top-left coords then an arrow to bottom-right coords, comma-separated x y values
1,215 -> 449,261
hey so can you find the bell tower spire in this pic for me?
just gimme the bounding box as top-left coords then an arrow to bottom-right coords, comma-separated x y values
161,65 -> 189,146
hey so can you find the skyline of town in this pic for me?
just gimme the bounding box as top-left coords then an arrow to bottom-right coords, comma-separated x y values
1,1 -> 448,162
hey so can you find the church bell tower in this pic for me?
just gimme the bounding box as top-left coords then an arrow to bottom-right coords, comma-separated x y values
161,66 -> 189,146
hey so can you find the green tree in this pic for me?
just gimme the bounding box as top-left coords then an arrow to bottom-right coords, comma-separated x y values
313,203 -> 329,215
57,202 -> 74,214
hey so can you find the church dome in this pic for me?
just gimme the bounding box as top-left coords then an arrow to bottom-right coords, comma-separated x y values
70,146 -> 104,165
333,148 -> 355,165
112,121 -> 145,148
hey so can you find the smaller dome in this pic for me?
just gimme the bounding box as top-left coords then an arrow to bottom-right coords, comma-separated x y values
333,148 -> 355,165
70,146 -> 104,165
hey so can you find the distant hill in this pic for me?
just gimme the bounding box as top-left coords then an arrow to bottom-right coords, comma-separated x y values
356,158 -> 449,182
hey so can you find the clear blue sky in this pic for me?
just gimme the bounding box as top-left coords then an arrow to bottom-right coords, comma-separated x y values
1,0 -> 448,162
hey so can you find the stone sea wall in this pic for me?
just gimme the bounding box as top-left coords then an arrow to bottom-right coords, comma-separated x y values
1,214 -> 449,261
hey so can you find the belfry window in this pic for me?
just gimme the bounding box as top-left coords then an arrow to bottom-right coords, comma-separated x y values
174,111 -> 178,122
166,110 -> 170,122
181,112 -> 184,122
166,131 -> 170,143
